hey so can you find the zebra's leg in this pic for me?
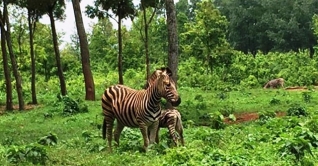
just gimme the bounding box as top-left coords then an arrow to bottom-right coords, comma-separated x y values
105,116 -> 115,152
168,123 -> 178,146
155,127 -> 160,144
138,121 -> 149,152
114,121 -> 125,146
148,121 -> 159,144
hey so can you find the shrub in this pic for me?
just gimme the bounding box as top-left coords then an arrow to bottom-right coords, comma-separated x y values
287,105 -> 308,117
6,144 -> 48,165
302,92 -> 312,103
37,133 -> 58,146
57,94 -> 88,116
269,97 -> 281,105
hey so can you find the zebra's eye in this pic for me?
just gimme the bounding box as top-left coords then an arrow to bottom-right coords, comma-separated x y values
167,82 -> 171,87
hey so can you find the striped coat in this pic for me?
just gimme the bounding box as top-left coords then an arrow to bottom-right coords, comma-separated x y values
102,68 -> 181,152
156,108 -> 184,146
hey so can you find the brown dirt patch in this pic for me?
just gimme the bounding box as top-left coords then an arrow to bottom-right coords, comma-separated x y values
224,111 -> 286,124
0,104 -> 40,115
285,86 -> 318,91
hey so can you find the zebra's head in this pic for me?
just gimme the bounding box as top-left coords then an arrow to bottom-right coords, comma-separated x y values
144,67 -> 172,89
156,69 -> 181,107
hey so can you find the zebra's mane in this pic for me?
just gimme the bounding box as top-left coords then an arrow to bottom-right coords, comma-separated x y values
144,67 -> 172,89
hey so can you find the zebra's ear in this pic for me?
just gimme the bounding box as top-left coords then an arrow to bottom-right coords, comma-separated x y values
161,67 -> 172,77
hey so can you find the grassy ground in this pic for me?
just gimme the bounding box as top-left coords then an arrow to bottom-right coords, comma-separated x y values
0,87 -> 318,165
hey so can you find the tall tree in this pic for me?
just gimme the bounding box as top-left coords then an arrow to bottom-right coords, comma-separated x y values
139,0 -> 161,80
27,8 -> 38,104
182,0 -> 229,73
71,0 -> 95,100
86,0 -> 135,84
165,0 -> 178,84
22,0 -> 45,104
47,0 -> 67,95
0,6 -> 13,110
3,0 -> 24,110
165,0 -> 178,109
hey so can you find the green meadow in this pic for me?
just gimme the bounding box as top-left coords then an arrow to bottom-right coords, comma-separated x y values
1,85 -> 318,166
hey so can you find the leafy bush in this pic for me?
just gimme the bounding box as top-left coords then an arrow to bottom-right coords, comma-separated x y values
38,133 -> 58,146
287,105 -> 308,117
6,144 -> 48,165
258,110 -> 276,124
57,94 -> 88,116
199,111 -> 226,130
302,92 -> 312,103
240,75 -> 259,88
269,97 -> 281,105
279,127 -> 318,161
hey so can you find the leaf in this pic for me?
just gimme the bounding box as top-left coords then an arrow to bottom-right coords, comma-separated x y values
228,114 -> 236,121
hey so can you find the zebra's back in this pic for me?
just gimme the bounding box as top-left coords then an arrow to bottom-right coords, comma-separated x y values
102,84 -> 161,127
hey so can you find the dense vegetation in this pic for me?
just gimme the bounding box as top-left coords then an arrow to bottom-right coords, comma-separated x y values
1,0 -> 318,165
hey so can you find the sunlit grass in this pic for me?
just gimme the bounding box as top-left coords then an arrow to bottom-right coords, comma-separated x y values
0,85 -> 318,165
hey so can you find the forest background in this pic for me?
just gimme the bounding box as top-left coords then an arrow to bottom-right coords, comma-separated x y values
0,0 -> 318,165
0,0 -> 318,110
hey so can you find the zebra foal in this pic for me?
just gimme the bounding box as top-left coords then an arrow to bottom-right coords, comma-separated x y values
156,108 -> 184,146
102,68 -> 181,152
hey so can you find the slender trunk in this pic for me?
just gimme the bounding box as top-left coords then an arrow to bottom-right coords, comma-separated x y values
28,10 -> 37,104
0,16 -> 13,110
118,16 -> 123,84
166,0 -> 179,85
165,0 -> 178,109
4,2 -> 24,110
48,11 -> 67,96
72,0 -> 95,100
142,6 -> 150,80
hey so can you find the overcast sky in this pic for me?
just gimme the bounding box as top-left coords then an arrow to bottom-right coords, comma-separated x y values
39,0 -> 133,45
39,0 -> 179,46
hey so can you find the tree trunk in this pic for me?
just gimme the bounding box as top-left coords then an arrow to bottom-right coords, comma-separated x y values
4,2 -> 24,110
28,10 -> 37,104
0,13 -> 13,110
48,10 -> 67,96
166,0 -> 179,84
118,15 -> 124,84
166,0 -> 179,109
142,6 -> 150,80
72,0 -> 95,100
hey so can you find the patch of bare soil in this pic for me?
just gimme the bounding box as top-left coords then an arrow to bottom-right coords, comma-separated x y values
0,104 -> 39,115
285,86 -> 318,91
224,111 -> 286,124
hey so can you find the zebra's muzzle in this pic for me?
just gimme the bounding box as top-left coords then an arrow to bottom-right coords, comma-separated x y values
171,97 -> 181,106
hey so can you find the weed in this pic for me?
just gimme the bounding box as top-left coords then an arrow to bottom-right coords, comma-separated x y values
287,104 -> 308,117
269,97 -> 281,105
302,92 -> 312,103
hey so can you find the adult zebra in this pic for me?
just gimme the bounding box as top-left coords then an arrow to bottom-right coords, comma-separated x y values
156,108 -> 184,146
102,67 -> 181,152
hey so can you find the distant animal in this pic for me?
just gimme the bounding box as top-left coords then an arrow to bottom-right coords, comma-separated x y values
101,67 -> 181,152
263,78 -> 285,89
155,108 -> 184,146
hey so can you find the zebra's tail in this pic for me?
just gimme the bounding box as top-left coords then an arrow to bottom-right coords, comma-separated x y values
102,118 -> 106,140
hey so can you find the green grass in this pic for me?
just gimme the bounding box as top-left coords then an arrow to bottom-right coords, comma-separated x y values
0,87 -> 318,165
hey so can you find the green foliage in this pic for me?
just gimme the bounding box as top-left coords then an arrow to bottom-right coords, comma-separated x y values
240,75 -> 259,88
217,0 -> 317,54
279,127 -> 318,161
6,144 -> 48,165
302,92 -> 312,103
181,0 -> 231,72
269,97 -> 281,105
287,104 -> 308,117
258,110 -> 276,124
199,111 -> 226,130
38,133 -> 58,146
57,94 -> 89,116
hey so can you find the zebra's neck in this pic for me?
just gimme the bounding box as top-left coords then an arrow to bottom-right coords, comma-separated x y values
145,83 -> 162,112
